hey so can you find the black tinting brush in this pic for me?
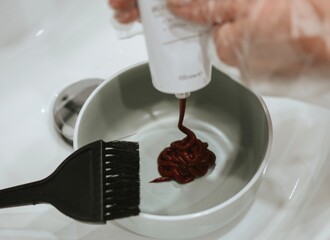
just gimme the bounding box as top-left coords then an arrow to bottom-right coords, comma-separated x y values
0,140 -> 140,223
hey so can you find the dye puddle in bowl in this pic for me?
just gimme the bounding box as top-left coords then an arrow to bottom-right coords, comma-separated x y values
124,112 -> 246,216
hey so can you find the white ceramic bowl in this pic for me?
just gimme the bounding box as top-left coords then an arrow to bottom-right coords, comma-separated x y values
74,62 -> 272,239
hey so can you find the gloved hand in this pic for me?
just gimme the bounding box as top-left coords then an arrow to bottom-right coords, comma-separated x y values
167,0 -> 330,77
109,0 -> 139,23
109,0 -> 330,107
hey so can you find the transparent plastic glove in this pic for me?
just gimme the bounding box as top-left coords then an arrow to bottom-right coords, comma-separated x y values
108,0 -> 142,39
109,0 -> 330,107
167,0 -> 330,107
109,0 -> 139,23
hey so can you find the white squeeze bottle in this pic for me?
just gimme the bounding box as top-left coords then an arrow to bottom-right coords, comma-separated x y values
137,0 -> 211,99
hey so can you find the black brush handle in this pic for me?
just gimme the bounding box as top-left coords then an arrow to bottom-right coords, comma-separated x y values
0,179 -> 50,208
0,140 -> 105,222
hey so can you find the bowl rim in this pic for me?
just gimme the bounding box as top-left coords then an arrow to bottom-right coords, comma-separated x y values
74,61 -> 273,221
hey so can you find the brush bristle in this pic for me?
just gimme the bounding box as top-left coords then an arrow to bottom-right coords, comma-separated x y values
103,141 -> 140,220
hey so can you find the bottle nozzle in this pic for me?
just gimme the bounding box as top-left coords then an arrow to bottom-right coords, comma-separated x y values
175,92 -> 191,99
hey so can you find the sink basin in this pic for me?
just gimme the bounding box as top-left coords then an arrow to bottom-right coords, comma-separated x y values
0,1 -> 330,240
